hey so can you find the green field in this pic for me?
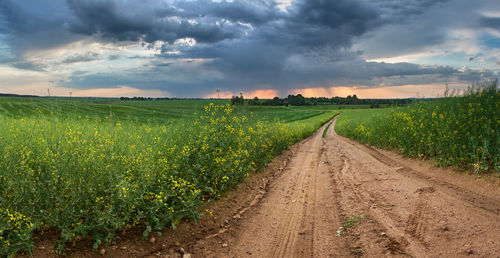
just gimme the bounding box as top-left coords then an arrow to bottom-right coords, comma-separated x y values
336,82 -> 499,174
0,97 -> 342,256
0,98 -> 229,122
4,90 -> 496,255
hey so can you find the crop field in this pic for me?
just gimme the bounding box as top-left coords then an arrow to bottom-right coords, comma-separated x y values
1,87 -> 497,256
336,82 -> 499,174
0,97 -> 339,256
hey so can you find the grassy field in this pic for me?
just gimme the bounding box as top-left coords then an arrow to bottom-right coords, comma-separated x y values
336,82 -> 499,174
8,91 -> 496,256
0,98 -> 229,122
0,97 -> 341,256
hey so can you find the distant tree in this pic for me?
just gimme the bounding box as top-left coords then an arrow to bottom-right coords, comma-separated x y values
287,94 -> 306,106
230,96 -> 238,105
346,95 -> 355,104
274,97 -> 283,105
331,96 -> 341,104
231,94 -> 244,105
249,96 -> 260,105
263,97 -> 283,105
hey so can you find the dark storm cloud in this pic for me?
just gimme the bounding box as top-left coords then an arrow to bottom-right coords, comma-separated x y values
66,0 -> 250,44
163,0 -> 383,91
251,0 -> 380,50
63,57 -> 495,97
175,0 -> 282,26
352,62 -> 457,79
58,0 -> 392,95
353,0 -> 462,59
365,0 -> 449,21
288,0 -> 380,48
1,0 -> 499,96
280,59 -> 494,88
356,0 -> 500,59
480,16 -> 500,32
65,0 -> 381,49
0,0 -> 8,30
58,0 -> 499,96
0,0 -> 81,59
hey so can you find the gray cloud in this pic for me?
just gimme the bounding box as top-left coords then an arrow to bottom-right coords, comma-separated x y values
66,0 -> 250,44
71,70 -> 89,76
107,54 -> 121,60
60,0 -> 499,96
355,0 -> 500,59
158,0 -> 385,92
175,0 -> 282,26
365,0 -> 449,22
287,0 -> 380,48
1,0 -> 499,97
62,51 -> 100,64
11,60 -> 46,71
65,0 -> 382,51
480,16 -> 500,32
0,0 -> 82,59
63,53 -> 493,97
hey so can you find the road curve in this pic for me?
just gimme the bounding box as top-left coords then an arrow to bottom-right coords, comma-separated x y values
191,115 -> 500,257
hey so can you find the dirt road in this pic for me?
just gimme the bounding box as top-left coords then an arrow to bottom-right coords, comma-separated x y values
190,116 -> 500,257
43,116 -> 499,257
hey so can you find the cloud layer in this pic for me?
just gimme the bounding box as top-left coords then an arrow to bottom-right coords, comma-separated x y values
0,0 -> 499,97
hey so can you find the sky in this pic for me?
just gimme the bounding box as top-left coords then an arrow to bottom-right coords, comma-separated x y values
0,0 -> 499,98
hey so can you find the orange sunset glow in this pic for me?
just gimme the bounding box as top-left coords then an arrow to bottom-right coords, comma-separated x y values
292,83 -> 469,99
205,89 -> 279,99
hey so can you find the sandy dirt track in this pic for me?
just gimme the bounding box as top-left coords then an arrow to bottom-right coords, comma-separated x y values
32,116 -> 500,257
190,116 -> 500,258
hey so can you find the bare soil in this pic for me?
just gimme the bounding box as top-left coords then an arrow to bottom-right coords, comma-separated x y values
32,116 -> 500,257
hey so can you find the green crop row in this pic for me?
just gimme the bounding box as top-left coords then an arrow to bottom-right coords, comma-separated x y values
0,103 -> 335,256
336,82 -> 499,174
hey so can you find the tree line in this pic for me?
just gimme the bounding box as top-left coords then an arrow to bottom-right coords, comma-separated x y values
232,94 -> 413,107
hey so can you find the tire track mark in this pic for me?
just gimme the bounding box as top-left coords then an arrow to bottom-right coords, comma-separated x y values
350,141 -> 500,215
270,130 -> 322,257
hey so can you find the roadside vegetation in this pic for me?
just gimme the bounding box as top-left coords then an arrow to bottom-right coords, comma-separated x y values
336,81 -> 499,174
3,81 -> 496,255
0,98 -> 337,256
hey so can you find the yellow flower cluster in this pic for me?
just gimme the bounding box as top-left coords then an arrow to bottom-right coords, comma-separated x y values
0,209 -> 33,254
337,81 -> 499,174
0,101 -> 336,255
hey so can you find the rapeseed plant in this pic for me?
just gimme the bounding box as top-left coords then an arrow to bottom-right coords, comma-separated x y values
0,102 -> 335,256
336,81 -> 499,174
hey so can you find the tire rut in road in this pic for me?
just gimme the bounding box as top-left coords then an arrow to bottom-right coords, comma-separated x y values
326,135 -> 417,257
351,140 -> 500,216
270,124 -> 323,257
187,116 -> 500,257
329,118 -> 500,257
